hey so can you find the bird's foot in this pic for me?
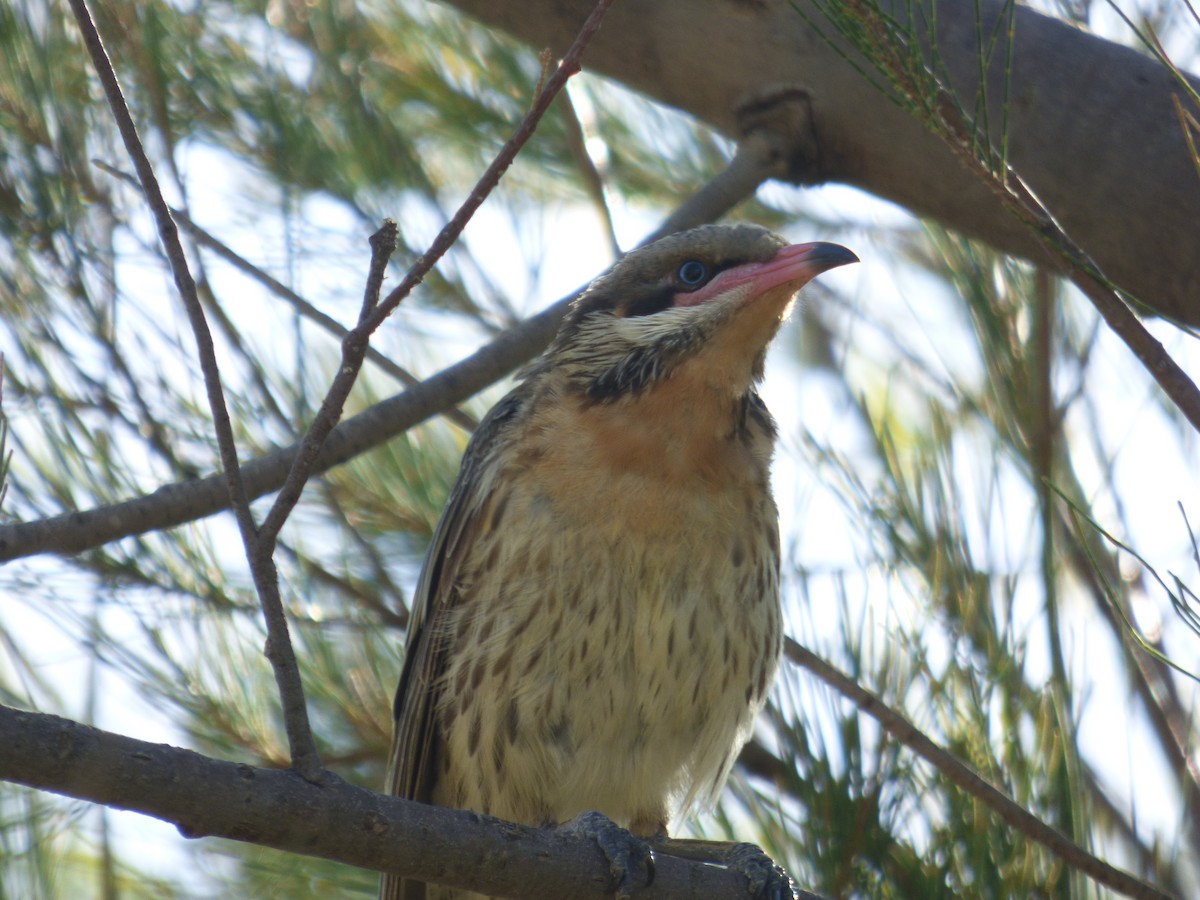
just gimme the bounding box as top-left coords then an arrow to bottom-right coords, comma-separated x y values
725,842 -> 796,900
560,810 -> 655,899
652,836 -> 801,900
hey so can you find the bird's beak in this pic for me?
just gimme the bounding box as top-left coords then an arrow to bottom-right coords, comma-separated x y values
754,242 -> 859,293
677,242 -> 858,309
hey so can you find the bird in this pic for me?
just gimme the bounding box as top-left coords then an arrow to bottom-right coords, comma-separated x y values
380,223 -> 858,900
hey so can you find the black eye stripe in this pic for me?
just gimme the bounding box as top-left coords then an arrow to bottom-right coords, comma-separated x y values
623,286 -> 675,318
619,257 -> 749,317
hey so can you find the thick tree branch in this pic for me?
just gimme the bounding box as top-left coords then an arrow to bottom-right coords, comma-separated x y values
0,704 -> 795,899
439,0 -> 1200,325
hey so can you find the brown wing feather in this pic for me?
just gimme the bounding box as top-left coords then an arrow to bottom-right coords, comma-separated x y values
379,392 -> 525,900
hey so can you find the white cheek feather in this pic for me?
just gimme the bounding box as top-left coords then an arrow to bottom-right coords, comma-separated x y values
561,288 -> 748,382
610,307 -> 695,344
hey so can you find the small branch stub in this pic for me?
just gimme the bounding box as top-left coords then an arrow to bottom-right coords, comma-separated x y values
734,85 -> 823,184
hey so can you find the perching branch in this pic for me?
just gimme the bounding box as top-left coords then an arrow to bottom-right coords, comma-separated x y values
0,704 -> 792,900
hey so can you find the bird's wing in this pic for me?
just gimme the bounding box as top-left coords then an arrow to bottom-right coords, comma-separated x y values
386,390 -> 524,803
379,393 -> 529,900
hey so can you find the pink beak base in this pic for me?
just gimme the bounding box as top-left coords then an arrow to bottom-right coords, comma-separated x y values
678,241 -> 859,308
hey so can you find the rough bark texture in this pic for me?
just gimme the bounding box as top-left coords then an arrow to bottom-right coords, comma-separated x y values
444,0 -> 1200,325
0,704 -> 771,899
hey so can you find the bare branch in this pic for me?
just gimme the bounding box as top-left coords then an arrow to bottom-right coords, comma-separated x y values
65,0 -> 257,550
0,704 -> 792,900
68,0 -> 329,776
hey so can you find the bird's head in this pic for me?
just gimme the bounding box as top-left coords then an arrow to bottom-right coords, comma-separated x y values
540,224 -> 857,404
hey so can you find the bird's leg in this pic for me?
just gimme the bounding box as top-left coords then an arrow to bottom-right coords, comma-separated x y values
651,835 -> 812,900
558,811 -> 655,899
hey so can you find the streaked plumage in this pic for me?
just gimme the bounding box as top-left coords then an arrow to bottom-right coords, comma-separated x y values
380,224 -> 857,900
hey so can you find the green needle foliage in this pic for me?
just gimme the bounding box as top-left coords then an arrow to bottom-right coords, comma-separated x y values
0,0 -> 1196,898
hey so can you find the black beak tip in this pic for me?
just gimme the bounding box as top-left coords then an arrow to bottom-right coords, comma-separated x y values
809,242 -> 860,271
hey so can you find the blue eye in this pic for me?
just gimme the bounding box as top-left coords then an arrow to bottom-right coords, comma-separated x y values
677,260 -> 708,286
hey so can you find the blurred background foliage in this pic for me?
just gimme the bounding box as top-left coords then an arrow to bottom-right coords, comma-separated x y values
1,0 -> 1199,897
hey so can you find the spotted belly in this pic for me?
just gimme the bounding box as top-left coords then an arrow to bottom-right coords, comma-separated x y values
432,478 -> 782,835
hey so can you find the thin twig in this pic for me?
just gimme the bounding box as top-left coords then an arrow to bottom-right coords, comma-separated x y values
0,114 -> 783,564
784,637 -> 1176,900
363,0 -> 615,339
65,0 -> 256,539
359,221 -> 397,322
91,161 -> 478,433
556,87 -> 622,258
258,221 -> 400,548
66,0 -> 329,779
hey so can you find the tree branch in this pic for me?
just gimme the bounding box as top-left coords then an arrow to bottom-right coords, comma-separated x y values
783,637 -> 1176,900
0,704 -> 793,899
0,113 -> 786,564
68,0 -> 329,775
439,0 -> 1200,325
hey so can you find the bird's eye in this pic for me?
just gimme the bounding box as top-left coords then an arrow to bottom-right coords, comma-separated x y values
676,260 -> 708,287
